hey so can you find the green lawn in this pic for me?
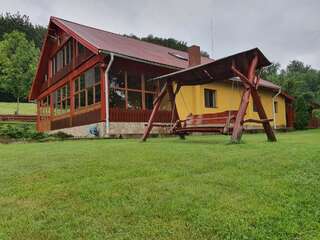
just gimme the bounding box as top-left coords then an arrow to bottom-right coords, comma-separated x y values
0,130 -> 320,239
0,102 -> 36,115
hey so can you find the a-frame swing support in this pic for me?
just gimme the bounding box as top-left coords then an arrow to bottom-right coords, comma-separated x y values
141,51 -> 277,143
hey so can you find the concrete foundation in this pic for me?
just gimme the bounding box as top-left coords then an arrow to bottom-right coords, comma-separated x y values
49,121 -> 170,138
49,121 -> 287,138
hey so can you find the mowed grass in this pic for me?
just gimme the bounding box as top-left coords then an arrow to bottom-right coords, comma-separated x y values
0,102 -> 36,115
0,130 -> 320,239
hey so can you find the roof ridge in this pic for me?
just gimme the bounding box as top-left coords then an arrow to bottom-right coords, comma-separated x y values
51,16 -> 212,60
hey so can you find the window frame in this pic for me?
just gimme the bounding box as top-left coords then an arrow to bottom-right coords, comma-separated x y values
51,39 -> 73,76
204,88 -> 217,108
74,65 -> 101,111
109,71 -> 159,110
52,83 -> 70,116
39,95 -> 51,121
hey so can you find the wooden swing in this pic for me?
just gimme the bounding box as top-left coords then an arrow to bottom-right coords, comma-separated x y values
141,48 -> 277,143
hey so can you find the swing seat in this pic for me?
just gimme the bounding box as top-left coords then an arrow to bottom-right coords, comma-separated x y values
171,110 -> 238,135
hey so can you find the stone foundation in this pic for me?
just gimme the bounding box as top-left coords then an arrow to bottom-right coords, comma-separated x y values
49,121 -> 287,138
49,121 -> 169,138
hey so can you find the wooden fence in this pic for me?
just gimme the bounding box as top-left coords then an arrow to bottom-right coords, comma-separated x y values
0,114 -> 36,122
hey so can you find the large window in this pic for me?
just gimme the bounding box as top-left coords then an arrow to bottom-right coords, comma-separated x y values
52,39 -> 73,76
39,95 -> 50,120
52,83 -> 70,115
109,70 -> 159,110
74,66 -> 101,110
204,89 -> 216,108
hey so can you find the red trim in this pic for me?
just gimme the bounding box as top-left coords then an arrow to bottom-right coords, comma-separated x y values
49,36 -> 71,59
51,17 -> 98,55
37,54 -> 104,100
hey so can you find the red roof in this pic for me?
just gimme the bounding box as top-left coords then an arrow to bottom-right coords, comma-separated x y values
30,17 -> 286,100
51,17 -> 213,69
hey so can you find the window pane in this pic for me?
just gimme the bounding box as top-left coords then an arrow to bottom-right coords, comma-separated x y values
85,68 -> 95,87
87,87 -> 94,105
66,84 -> 70,97
109,88 -> 125,108
95,84 -> 101,103
80,75 -> 85,90
75,78 -> 79,92
95,66 -> 100,83
62,100 -> 66,112
109,70 -> 125,89
145,78 -> 157,92
66,98 -> 70,112
57,50 -> 64,71
145,93 -> 154,110
127,91 -> 142,110
204,89 -> 216,108
75,94 -> 79,109
80,91 -> 86,107
127,72 -> 141,90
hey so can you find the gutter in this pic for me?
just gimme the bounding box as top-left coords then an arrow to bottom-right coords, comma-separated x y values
103,52 -> 114,136
272,88 -> 281,129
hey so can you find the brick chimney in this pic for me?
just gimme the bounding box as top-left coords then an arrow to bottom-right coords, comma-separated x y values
188,45 -> 201,67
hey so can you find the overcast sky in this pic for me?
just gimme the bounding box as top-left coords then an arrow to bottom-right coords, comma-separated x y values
2,0 -> 320,69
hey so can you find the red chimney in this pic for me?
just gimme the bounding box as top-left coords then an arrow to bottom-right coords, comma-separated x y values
188,45 -> 201,67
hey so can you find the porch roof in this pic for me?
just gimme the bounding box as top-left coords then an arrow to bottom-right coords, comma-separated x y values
151,48 -> 280,90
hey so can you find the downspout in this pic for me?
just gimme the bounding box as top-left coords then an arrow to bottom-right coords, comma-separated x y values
272,87 -> 281,130
104,53 -> 114,136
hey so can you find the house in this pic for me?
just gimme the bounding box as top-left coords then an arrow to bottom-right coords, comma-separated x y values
29,17 -> 294,137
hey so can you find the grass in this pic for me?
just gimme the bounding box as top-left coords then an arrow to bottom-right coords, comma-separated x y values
0,102 -> 36,115
0,130 -> 320,239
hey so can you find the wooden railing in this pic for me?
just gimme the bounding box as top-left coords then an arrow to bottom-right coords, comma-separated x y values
0,114 -> 36,122
109,108 -> 172,122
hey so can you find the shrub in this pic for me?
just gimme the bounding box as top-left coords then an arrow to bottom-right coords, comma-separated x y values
294,96 -> 309,130
313,109 -> 320,119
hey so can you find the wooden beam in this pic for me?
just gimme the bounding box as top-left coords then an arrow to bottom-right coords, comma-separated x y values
141,82 -> 167,141
230,88 -> 251,142
242,118 -> 273,124
230,65 -> 253,89
251,88 -> 277,141
166,82 -> 185,139
231,54 -> 259,143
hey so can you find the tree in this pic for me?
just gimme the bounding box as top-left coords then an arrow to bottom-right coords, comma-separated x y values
0,31 -> 39,114
0,12 -> 47,49
294,96 -> 309,130
124,34 -> 210,57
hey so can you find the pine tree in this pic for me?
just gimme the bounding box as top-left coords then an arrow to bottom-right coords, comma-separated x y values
294,96 -> 309,130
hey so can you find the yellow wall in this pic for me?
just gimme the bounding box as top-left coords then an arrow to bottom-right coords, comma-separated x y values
175,81 -> 287,128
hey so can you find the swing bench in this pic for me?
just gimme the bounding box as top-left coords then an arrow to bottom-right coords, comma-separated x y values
171,110 -> 238,135
141,48 -> 277,143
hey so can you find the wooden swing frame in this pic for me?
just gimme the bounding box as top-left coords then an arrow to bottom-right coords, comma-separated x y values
141,48 -> 277,143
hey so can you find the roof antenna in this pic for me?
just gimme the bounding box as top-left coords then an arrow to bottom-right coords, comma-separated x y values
210,16 -> 214,58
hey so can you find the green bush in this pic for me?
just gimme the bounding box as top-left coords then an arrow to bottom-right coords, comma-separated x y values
0,123 -> 48,140
313,109 -> 320,119
294,96 -> 310,130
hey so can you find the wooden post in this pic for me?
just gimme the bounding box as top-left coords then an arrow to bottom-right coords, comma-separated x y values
230,88 -> 251,142
141,82 -> 167,141
166,82 -> 185,139
231,54 -> 258,143
251,89 -> 277,141
231,53 -> 277,143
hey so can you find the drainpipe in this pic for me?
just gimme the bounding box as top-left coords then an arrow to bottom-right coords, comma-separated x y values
104,53 -> 114,136
272,88 -> 281,130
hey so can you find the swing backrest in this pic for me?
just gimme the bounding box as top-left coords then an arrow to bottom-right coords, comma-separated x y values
184,111 -> 238,127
